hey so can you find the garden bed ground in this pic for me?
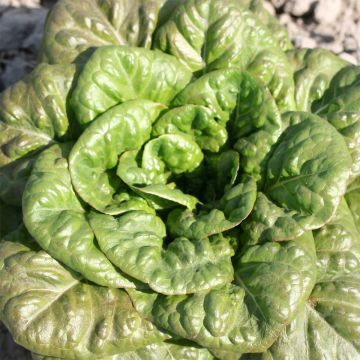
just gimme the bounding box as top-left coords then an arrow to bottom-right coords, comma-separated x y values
0,0 -> 359,358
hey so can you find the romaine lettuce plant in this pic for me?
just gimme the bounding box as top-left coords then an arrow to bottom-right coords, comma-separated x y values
0,0 -> 359,359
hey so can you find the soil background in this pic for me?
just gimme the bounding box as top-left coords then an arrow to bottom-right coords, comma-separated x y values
0,0 -> 359,358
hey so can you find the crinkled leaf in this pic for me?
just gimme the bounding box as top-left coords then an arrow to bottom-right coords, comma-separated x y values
0,239 -> 168,359
241,192 -> 305,244
324,112 -> 360,181
32,341 -> 214,360
247,199 -> 360,359
168,176 -> 256,239
142,134 -> 203,179
69,100 -> 164,214
346,177 -> 360,229
152,105 -> 228,152
244,303 -> 360,360
89,211 -> 234,295
313,198 -> 360,281
70,46 -> 192,124
246,0 -> 292,51
130,233 -> 316,355
39,0 -> 166,64
0,64 -> 76,165
287,48 -> 348,111
23,144 -> 137,288
247,48 -> 296,112
174,69 -> 282,178
117,150 -> 199,210
313,65 -> 360,114
265,113 -> 351,231
153,0 -> 278,73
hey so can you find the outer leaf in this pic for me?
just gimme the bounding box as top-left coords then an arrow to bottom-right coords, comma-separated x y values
39,0 -> 166,64
0,239 -> 167,359
245,198 -> 360,359
346,177 -> 360,228
287,48 -> 348,111
313,65 -> 360,114
130,233 -> 316,355
152,105 -> 228,152
23,144 -> 137,288
174,69 -> 282,178
70,46 -> 192,125
0,63 -> 76,166
265,113 -> 351,231
32,341 -> 214,360
313,199 -> 360,281
244,303 -> 360,360
69,100 -> 164,214
324,112 -> 360,181
89,211 -> 234,295
246,0 -> 292,51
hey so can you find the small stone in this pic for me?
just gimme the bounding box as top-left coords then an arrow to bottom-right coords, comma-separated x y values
298,36 -> 317,49
343,35 -> 358,52
270,0 -> 286,9
0,0 -> 40,7
284,0 -> 316,17
339,52 -> 358,65
314,0 -> 343,24
0,9 -> 41,51
1,57 -> 30,90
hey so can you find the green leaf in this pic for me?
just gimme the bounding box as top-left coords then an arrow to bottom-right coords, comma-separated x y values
168,176 -> 256,239
243,303 -> 360,360
23,144 -> 138,288
265,113 -> 351,231
130,233 -> 316,355
246,0 -> 292,51
69,100 -> 164,214
174,69 -> 282,178
0,239 -> 168,359
313,65 -> 360,114
324,112 -> 360,181
153,0 -> 279,73
142,134 -> 204,178
31,341 -> 215,360
152,105 -> 228,152
117,150 -> 199,210
70,46 -> 192,125
0,64 -> 76,166
287,48 -> 348,111
241,192 -> 304,244
346,177 -> 360,229
89,211 -> 234,295
39,0 -> 166,64
245,198 -> 360,360
313,199 -> 360,281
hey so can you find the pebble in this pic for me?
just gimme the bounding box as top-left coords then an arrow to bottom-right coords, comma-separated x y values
314,0 -> 343,24
284,0 -> 316,17
0,0 -> 40,7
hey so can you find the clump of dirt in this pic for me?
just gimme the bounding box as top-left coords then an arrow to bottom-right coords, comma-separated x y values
265,0 -> 360,64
